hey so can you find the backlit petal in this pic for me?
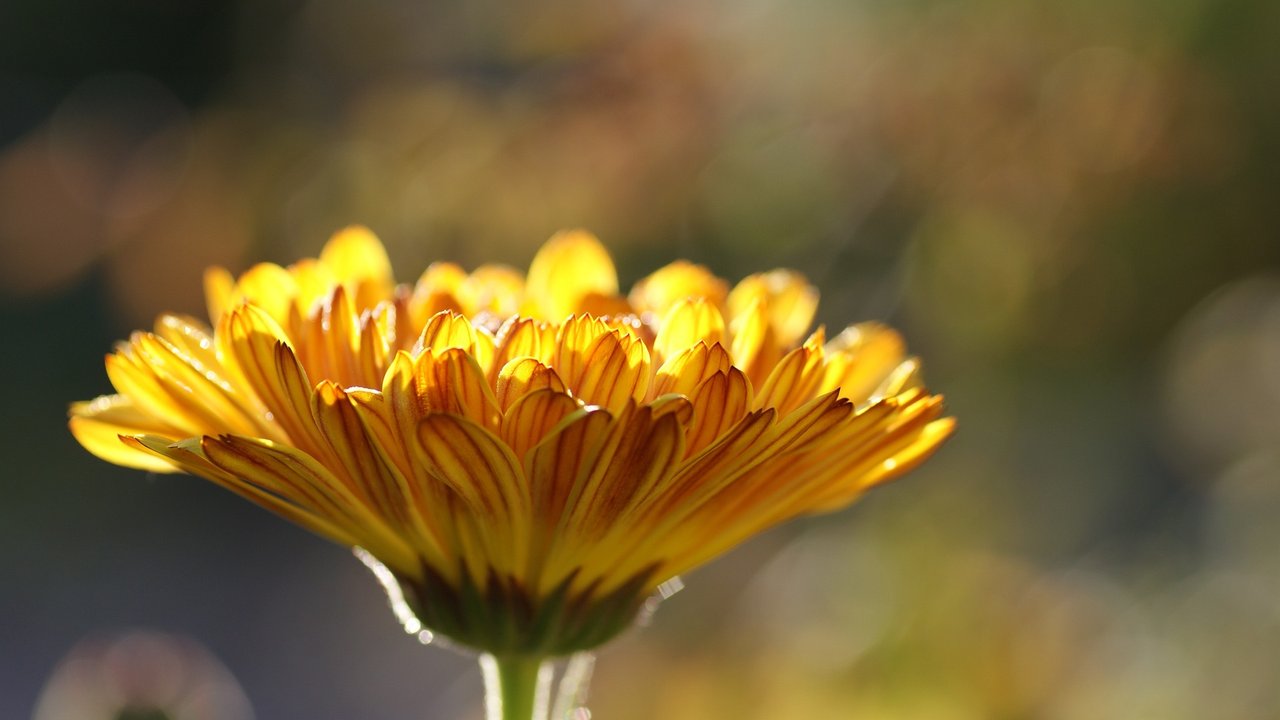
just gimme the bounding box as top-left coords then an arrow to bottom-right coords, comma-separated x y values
68,395 -> 185,472
319,225 -> 395,308
728,270 -> 819,349
73,226 -> 954,657
630,260 -> 728,317
653,298 -> 726,365
526,230 -> 618,320
820,323 -> 907,404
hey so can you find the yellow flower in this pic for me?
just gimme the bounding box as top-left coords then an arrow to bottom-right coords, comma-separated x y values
69,227 -> 953,656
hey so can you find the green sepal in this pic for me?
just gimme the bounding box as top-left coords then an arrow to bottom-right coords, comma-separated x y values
395,561 -> 659,656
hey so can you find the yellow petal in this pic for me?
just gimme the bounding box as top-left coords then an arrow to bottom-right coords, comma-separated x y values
574,409 -> 688,588
526,230 -> 619,321
568,330 -> 651,413
819,416 -> 956,507
576,292 -> 635,319
303,285 -> 365,387
133,333 -> 264,436
202,433 -> 419,576
554,314 -> 611,392
103,343 -> 188,434
491,317 -> 557,384
820,323 -> 907,404
875,357 -> 924,398
495,357 -> 568,412
501,388 -> 580,461
629,260 -> 728,317
727,270 -> 819,349
753,342 -> 825,415
287,259 -> 338,320
203,266 -> 236,325
217,304 -> 317,450
684,368 -> 752,456
414,414 -> 528,573
415,310 -> 478,355
565,404 -> 685,538
413,348 -> 502,431
524,408 -> 610,519
381,350 -> 425,441
649,392 -> 852,527
68,395 -> 184,473
523,407 -> 613,587
728,297 -> 779,387
653,298 -> 726,365
746,393 -> 952,523
636,409 -> 775,523
318,225 -> 395,308
465,264 -> 526,317
409,262 -> 468,327
653,342 -> 734,398
231,262 -> 299,325
311,382 -> 406,525
648,393 -> 694,428
152,314 -> 218,370
355,303 -> 397,387
538,404 -> 686,592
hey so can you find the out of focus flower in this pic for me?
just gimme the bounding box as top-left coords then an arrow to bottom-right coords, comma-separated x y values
70,227 -> 952,662
32,631 -> 253,720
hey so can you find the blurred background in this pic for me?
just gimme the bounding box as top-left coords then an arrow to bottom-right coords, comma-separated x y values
3,0 -> 1279,717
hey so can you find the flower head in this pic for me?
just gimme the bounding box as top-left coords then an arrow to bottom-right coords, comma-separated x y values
70,227 -> 953,655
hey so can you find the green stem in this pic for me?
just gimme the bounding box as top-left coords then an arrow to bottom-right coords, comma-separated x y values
481,654 -> 550,720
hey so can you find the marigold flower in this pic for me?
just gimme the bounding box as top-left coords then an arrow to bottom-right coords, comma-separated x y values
70,227 -> 953,658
